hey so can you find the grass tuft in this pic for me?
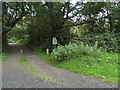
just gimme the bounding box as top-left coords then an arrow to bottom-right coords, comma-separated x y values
0,53 -> 8,62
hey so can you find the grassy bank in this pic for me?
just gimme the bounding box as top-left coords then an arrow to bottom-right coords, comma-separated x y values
35,51 -> 119,83
0,53 -> 8,61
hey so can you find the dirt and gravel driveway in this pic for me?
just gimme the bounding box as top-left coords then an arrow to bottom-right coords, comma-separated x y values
2,44 -> 118,88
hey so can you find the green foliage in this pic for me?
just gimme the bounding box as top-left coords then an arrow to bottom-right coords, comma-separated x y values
7,19 -> 29,44
2,2 -> 120,52
81,2 -> 106,16
79,32 -> 120,52
37,49 -> 118,83
2,2 -> 30,49
27,2 -> 74,49
51,43 -> 102,61
51,45 -> 71,61
18,57 -> 28,62
0,53 -> 8,61
56,29 -> 71,45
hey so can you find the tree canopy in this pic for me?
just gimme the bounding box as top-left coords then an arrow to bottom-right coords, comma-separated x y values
2,2 -> 120,51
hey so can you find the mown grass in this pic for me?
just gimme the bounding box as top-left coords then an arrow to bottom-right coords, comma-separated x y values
0,53 -> 8,62
18,57 -> 56,82
35,51 -> 119,83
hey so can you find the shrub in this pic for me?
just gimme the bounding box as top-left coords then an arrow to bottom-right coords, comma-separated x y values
78,32 -> 120,52
51,43 -> 103,61
51,45 -> 72,61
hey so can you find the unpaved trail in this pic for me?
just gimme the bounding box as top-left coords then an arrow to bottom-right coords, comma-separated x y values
2,44 -> 118,88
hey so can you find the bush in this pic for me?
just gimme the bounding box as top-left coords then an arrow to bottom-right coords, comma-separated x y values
78,32 -> 120,52
51,43 -> 103,61
51,45 -> 71,61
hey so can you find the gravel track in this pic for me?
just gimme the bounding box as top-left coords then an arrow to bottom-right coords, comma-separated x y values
2,44 -> 118,88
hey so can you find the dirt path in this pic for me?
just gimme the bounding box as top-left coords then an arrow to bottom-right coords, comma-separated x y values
2,44 -> 118,88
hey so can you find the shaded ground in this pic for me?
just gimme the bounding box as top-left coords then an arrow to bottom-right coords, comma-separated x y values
2,44 -> 118,88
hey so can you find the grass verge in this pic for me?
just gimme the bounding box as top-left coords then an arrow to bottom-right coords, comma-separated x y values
35,51 -> 119,83
18,57 -> 56,82
0,53 -> 8,62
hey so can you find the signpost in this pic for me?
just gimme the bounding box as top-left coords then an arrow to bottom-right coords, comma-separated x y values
46,37 -> 58,55
52,37 -> 58,48
52,37 -> 57,45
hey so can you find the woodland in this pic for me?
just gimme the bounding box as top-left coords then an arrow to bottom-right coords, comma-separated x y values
2,2 -> 120,83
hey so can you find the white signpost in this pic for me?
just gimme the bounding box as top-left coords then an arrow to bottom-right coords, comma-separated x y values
46,37 -> 58,55
52,37 -> 57,45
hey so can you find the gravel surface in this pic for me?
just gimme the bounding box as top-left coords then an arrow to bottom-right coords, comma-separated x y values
2,44 -> 66,88
2,44 -> 118,88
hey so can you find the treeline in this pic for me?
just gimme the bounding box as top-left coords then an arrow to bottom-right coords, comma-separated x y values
2,2 -> 120,52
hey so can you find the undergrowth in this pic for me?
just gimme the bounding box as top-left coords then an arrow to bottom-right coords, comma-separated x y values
35,43 -> 119,83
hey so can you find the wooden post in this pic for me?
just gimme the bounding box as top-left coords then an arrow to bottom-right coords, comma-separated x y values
20,49 -> 23,54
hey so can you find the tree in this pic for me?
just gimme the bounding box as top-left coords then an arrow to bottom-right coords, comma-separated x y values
2,2 -> 120,52
2,2 -> 31,50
